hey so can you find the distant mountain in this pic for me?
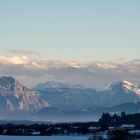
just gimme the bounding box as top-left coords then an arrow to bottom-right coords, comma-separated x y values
34,102 -> 140,122
33,80 -> 140,121
90,102 -> 140,114
103,80 -> 140,106
1,77 -> 140,121
0,76 -> 47,116
109,102 -> 140,113
35,81 -> 100,111
35,80 -> 140,110
108,80 -> 140,95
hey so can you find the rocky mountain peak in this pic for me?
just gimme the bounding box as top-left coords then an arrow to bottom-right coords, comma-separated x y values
0,76 -> 48,113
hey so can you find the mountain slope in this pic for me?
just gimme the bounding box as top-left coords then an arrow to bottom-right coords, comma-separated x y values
0,76 -> 47,115
35,80 -> 140,110
103,80 -> 140,106
35,81 -> 101,110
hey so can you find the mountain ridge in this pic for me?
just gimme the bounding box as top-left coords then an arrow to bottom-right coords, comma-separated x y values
0,76 -> 140,121
36,80 -> 140,109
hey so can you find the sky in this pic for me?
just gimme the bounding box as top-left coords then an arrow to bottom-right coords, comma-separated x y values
0,0 -> 140,88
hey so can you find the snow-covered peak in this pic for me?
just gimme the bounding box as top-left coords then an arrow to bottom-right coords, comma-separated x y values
108,80 -> 140,94
109,80 -> 133,89
121,80 -> 136,90
121,80 -> 134,85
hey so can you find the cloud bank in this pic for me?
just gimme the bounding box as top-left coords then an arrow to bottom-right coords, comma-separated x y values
0,55 -> 140,88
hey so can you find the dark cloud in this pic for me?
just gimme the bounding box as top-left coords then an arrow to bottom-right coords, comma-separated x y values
7,48 -> 41,56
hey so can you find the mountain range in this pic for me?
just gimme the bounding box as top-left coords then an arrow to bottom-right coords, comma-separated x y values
0,76 -> 140,121
35,80 -> 140,110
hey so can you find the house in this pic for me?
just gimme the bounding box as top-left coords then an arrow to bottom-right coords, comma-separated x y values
24,129 -> 40,135
88,126 -> 100,133
121,124 -> 135,129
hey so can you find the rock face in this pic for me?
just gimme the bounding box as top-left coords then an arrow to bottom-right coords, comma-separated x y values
0,76 -> 47,114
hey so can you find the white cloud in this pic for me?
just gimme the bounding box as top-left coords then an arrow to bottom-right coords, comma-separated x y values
0,56 -> 28,65
96,63 -> 117,69
0,55 -> 140,88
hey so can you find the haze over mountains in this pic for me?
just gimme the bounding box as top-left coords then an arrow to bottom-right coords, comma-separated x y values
0,76 -> 140,121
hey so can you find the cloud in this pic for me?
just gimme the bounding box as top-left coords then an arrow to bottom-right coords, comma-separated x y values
96,63 -> 117,69
0,55 -> 140,88
0,56 -> 28,65
129,59 -> 140,65
7,48 -> 41,56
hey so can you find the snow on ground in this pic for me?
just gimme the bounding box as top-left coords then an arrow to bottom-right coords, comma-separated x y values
0,136 -> 88,140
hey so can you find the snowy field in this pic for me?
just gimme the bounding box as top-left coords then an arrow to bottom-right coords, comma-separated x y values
0,136 -> 88,140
